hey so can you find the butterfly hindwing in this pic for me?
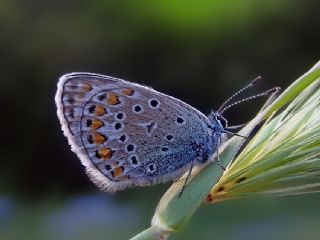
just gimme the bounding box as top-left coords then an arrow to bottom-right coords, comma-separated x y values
55,73 -> 213,192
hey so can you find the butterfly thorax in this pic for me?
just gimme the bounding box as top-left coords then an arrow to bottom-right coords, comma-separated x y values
202,112 -> 228,162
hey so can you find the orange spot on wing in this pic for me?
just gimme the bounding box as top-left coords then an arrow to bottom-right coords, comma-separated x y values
82,83 -> 92,92
91,119 -> 104,130
113,166 -> 124,177
93,133 -> 106,144
98,147 -> 113,160
95,105 -> 106,116
107,93 -> 120,105
122,88 -> 134,96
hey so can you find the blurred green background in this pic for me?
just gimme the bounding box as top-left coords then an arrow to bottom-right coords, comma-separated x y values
0,1 -> 319,239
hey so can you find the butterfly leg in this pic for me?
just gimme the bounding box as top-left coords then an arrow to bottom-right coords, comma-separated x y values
216,136 -> 226,171
223,130 -> 248,139
226,123 -> 247,130
178,159 -> 196,198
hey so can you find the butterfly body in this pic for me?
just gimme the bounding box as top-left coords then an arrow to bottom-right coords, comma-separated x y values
55,73 -> 226,192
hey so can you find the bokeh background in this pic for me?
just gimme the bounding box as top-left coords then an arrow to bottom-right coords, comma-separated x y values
0,1 -> 319,239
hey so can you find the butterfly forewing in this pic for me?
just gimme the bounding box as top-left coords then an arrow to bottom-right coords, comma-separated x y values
56,73 -> 213,192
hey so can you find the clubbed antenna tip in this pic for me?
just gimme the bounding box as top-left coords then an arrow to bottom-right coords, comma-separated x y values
219,86 -> 281,115
217,76 -> 262,113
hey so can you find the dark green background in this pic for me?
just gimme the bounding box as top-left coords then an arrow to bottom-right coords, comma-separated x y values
0,1 -> 319,239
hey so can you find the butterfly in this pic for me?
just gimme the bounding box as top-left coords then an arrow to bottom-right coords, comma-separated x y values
55,73 -> 276,195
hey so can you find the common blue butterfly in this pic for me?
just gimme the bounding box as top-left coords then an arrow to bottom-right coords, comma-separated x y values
55,73 -> 277,194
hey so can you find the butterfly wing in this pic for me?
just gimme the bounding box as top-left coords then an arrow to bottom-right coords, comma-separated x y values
55,73 -> 214,192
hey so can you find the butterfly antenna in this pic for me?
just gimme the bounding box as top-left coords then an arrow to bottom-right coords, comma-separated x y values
217,76 -> 262,113
219,87 -> 280,115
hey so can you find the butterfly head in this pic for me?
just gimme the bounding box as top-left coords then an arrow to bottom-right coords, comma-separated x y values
208,111 -> 228,131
